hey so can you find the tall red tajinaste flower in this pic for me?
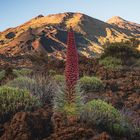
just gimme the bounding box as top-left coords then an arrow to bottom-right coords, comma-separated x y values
65,27 -> 79,91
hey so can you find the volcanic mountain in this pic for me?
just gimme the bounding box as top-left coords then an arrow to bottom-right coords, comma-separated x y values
0,12 -> 140,59
107,16 -> 140,34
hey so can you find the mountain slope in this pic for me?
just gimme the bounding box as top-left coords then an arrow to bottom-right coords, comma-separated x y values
107,16 -> 140,34
0,12 -> 139,59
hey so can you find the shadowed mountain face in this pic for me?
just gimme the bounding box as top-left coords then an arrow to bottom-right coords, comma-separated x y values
0,12 -> 139,58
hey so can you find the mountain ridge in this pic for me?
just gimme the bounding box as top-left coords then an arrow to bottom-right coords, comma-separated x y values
107,16 -> 140,34
0,12 -> 139,58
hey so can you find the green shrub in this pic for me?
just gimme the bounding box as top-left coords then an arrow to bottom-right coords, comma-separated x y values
0,86 -> 40,118
111,123 -> 131,136
79,76 -> 103,92
0,70 -> 5,80
99,56 -> 122,69
7,76 -> 36,90
49,69 -> 56,76
53,75 -> 65,83
101,42 -> 140,67
81,99 -> 121,126
7,76 -> 57,104
81,99 -> 136,137
54,84 -> 83,117
102,42 -> 140,59
13,68 -> 32,77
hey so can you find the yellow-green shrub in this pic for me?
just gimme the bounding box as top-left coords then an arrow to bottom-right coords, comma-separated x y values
81,99 -> 137,137
0,70 -> 5,80
53,75 -> 65,83
7,76 -> 36,90
7,76 -> 57,104
81,99 -> 121,125
13,68 -> 32,77
79,76 -> 103,92
0,86 -> 40,121
48,69 -> 56,76
99,56 -> 122,69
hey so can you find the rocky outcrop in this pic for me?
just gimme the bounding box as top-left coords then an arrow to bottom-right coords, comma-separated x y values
0,105 -> 53,140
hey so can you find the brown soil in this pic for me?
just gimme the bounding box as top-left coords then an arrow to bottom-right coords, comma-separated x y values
0,105 -> 53,140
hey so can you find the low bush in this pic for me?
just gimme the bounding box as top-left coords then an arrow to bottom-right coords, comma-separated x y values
13,68 -> 32,77
79,76 -> 103,92
0,70 -> 5,80
102,42 -> 140,60
53,75 -> 65,83
99,56 -> 122,69
81,99 -> 121,126
81,99 -> 138,137
0,86 -> 40,122
101,42 -> 140,67
48,69 -> 56,76
7,76 -> 35,88
118,108 -> 140,137
7,75 -> 57,104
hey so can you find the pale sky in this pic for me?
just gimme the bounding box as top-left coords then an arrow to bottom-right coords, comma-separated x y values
0,0 -> 140,31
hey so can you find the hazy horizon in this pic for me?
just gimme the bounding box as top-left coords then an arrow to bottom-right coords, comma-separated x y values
0,0 -> 140,31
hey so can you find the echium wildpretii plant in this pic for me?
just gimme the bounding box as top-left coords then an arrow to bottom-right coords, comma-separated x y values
53,27 -> 83,119
65,27 -> 79,103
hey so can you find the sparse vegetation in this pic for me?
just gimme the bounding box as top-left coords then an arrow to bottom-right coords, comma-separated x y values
81,99 -> 137,137
0,70 -> 5,80
13,68 -> 32,77
102,42 -> 140,64
53,74 -> 65,83
79,76 -> 103,92
7,75 -> 57,104
81,99 -> 121,126
126,38 -> 140,48
6,76 -> 36,89
99,56 -> 122,69
49,69 -> 56,76
100,42 -> 140,69
0,86 -> 40,121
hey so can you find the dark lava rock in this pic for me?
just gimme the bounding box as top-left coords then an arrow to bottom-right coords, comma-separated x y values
45,125 -> 95,140
5,32 -> 15,39
0,105 -> 53,140
35,14 -> 44,19
0,124 -> 4,137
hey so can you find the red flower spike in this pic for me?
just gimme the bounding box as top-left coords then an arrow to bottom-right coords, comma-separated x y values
65,27 -> 79,92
